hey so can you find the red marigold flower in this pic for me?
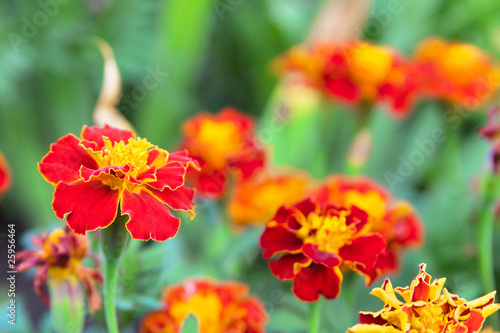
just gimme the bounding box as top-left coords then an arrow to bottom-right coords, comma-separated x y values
227,171 -> 310,228
313,176 -> 423,284
347,264 -> 500,333
0,150 -> 12,197
416,37 -> 500,106
38,125 -> 199,241
16,227 -> 103,313
139,279 -> 268,333
276,41 -> 422,116
180,108 -> 266,199
260,198 -> 386,302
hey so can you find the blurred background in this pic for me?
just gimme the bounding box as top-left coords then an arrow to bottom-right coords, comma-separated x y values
2,0 -> 500,332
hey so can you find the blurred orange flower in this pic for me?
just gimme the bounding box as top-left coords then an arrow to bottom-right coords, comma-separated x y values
347,264 -> 500,333
416,37 -> 500,106
17,227 -> 103,313
38,125 -> 198,241
260,198 -> 386,302
313,176 -> 423,284
180,108 -> 266,199
276,41 -> 422,117
139,279 -> 268,333
0,151 -> 12,197
227,171 -> 310,228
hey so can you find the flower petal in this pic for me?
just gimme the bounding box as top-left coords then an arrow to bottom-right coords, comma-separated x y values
260,226 -> 302,259
122,190 -> 181,241
292,264 -> 343,301
302,243 -> 341,268
146,162 -> 187,191
52,179 -> 120,234
39,134 -> 98,185
339,234 -> 386,269
80,124 -> 134,151
269,253 -> 309,280
147,186 -> 196,216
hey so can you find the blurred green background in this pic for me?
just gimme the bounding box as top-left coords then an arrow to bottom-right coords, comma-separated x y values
2,0 -> 500,332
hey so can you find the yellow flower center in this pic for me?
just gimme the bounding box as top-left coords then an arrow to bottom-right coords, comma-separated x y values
343,190 -> 387,225
195,119 -> 243,169
441,44 -> 488,85
409,303 -> 450,333
100,138 -> 153,178
297,212 -> 357,254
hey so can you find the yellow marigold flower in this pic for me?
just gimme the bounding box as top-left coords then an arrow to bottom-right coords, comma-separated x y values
347,264 -> 500,333
227,171 -> 310,228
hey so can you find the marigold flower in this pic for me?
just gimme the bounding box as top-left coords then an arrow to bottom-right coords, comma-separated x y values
276,41 -> 422,116
313,176 -> 422,284
38,125 -> 199,242
347,264 -> 500,333
180,108 -> 266,199
416,37 -> 500,106
16,227 -> 103,313
260,198 -> 386,302
139,279 -> 268,333
0,150 -> 12,197
227,171 -> 309,228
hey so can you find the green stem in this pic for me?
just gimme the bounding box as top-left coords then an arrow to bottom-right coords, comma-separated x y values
478,172 -> 499,329
309,300 -> 323,333
100,212 -> 131,333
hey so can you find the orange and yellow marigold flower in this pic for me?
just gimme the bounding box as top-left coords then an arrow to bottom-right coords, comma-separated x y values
16,227 -> 103,313
38,125 -> 199,241
416,36 -> 500,106
347,264 -> 500,333
0,150 -> 12,197
227,171 -> 309,228
313,176 -> 422,284
276,41 -> 422,116
139,279 -> 268,333
260,198 -> 386,302
180,108 -> 266,199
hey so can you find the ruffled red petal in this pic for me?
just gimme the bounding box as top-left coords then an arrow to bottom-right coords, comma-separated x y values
292,264 -> 342,301
147,185 -> 196,214
122,190 -> 181,241
80,125 -> 134,151
338,234 -> 386,269
80,165 -> 131,182
302,243 -> 341,268
269,253 -> 309,280
39,134 -> 98,185
146,162 -> 186,191
52,179 -> 120,235
260,226 -> 302,259
194,171 -> 227,198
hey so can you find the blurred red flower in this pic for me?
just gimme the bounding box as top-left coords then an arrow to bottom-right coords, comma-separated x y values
39,125 -> 199,241
227,171 -> 310,228
276,41 -> 423,117
416,37 -> 500,106
17,227 -> 103,313
348,264 -> 500,333
0,150 -> 12,197
260,198 -> 386,302
313,176 -> 423,284
139,279 -> 268,333
180,108 -> 266,199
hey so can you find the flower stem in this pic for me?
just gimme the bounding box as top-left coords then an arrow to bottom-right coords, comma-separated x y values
309,299 -> 323,333
100,212 -> 131,333
478,172 -> 499,328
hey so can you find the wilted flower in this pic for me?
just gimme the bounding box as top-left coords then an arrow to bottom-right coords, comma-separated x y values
227,171 -> 310,228
38,125 -> 199,242
276,41 -> 422,116
139,279 -> 268,333
480,107 -> 500,173
416,37 -> 500,106
180,108 -> 266,199
313,176 -> 423,283
260,198 -> 386,302
17,227 -> 103,313
0,150 -> 12,197
347,264 -> 500,333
